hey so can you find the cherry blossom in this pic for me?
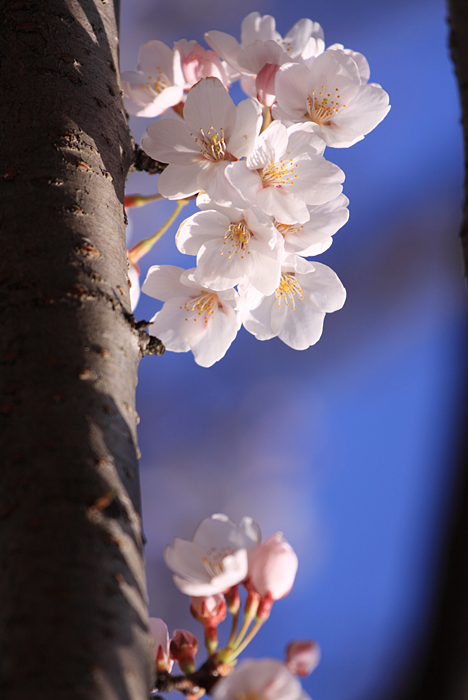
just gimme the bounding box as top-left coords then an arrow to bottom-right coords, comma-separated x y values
190,594 -> 227,625
211,658 -> 311,700
248,533 -> 298,600
286,640 -> 321,677
276,193 -> 349,257
273,49 -> 390,148
240,254 -> 346,351
226,121 -> 345,224
205,13 -> 324,103
142,265 -> 242,367
176,202 -> 283,295
141,77 -> 262,202
121,40 -> 185,118
170,630 -> 199,673
148,618 -> 173,672
164,514 -> 261,596
175,39 -> 231,89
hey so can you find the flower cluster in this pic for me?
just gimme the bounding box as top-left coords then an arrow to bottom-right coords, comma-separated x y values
126,12 -> 390,366
150,513 -> 319,700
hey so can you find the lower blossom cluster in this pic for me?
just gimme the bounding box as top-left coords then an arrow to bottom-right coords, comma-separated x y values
149,514 -> 319,700
126,11 -> 390,366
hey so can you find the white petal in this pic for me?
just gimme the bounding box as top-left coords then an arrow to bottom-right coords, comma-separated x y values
299,262 -> 346,312
275,63 -> 312,120
157,163 -> 203,199
247,120 -> 288,170
183,77 -> 236,141
257,187 -> 310,224
190,301 -> 240,367
332,83 -> 390,139
138,40 -> 176,82
205,30 -> 243,73
142,119 -> 201,165
176,210 -> 230,255
243,295 -> 277,340
228,98 -> 263,159
142,265 -> 187,301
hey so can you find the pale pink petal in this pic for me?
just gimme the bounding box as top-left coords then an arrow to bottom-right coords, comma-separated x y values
142,264 -> 187,301
299,262 -> 346,312
246,120 -> 288,170
204,30 -> 243,73
183,77 -> 236,141
228,98 -> 263,159
142,119 -> 200,165
275,63 -> 312,120
138,40 -> 176,80
176,210 -> 230,256
157,163 -> 203,199
332,83 -> 390,140
190,302 -> 241,367
249,533 -> 298,599
241,12 -> 280,46
257,187 -> 310,225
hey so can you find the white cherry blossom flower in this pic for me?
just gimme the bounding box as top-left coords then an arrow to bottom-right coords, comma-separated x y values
241,254 -> 346,350
273,49 -> 390,148
164,514 -> 261,596
142,265 -> 242,367
276,193 -> 349,257
206,13 -> 324,104
174,39 -> 231,89
176,201 -> 283,295
141,77 -> 262,202
148,618 -> 173,672
121,40 -> 185,117
211,658 -> 311,700
248,533 -> 298,600
226,121 -> 345,224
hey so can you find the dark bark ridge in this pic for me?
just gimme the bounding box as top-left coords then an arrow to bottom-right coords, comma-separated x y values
0,1 -> 154,698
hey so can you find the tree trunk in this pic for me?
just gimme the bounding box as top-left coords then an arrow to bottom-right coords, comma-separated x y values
0,1 -> 153,698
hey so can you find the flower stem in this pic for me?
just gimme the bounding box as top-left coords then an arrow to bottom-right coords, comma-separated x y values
125,192 -> 163,208
261,106 -> 272,132
228,618 -> 265,660
127,198 -> 189,264
227,610 -> 239,648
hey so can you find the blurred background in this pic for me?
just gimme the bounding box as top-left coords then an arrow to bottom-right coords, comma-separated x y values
120,1 -> 468,698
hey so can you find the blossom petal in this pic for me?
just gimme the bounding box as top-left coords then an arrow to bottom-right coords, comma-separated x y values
183,77 -> 236,141
157,163 -> 203,199
142,119 -> 201,165
228,98 -> 263,159
142,264 -> 187,301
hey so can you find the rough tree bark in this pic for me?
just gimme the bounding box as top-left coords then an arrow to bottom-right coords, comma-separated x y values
0,1 -> 155,698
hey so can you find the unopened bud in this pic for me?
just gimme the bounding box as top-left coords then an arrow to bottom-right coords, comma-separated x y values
249,533 -> 298,600
170,629 -> 199,674
225,586 -> 241,615
191,595 -> 227,626
286,640 -> 321,677
149,617 -> 173,673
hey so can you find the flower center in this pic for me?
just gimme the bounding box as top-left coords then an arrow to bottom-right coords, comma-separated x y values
202,545 -> 235,578
306,86 -> 346,125
275,273 -> 304,310
261,159 -> 299,187
181,293 -> 219,324
222,221 -> 252,259
192,126 -> 233,162
141,68 -> 169,95
274,221 -> 305,237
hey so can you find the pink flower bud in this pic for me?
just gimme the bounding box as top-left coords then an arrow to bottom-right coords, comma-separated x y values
190,595 -> 227,626
249,533 -> 298,600
256,63 -> 280,107
170,629 -> 199,674
148,617 -> 173,672
286,640 -> 321,677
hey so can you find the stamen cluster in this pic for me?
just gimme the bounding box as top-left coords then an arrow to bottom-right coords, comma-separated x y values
125,12 -> 390,366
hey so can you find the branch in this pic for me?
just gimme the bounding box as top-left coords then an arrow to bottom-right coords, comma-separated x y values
132,144 -> 167,175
